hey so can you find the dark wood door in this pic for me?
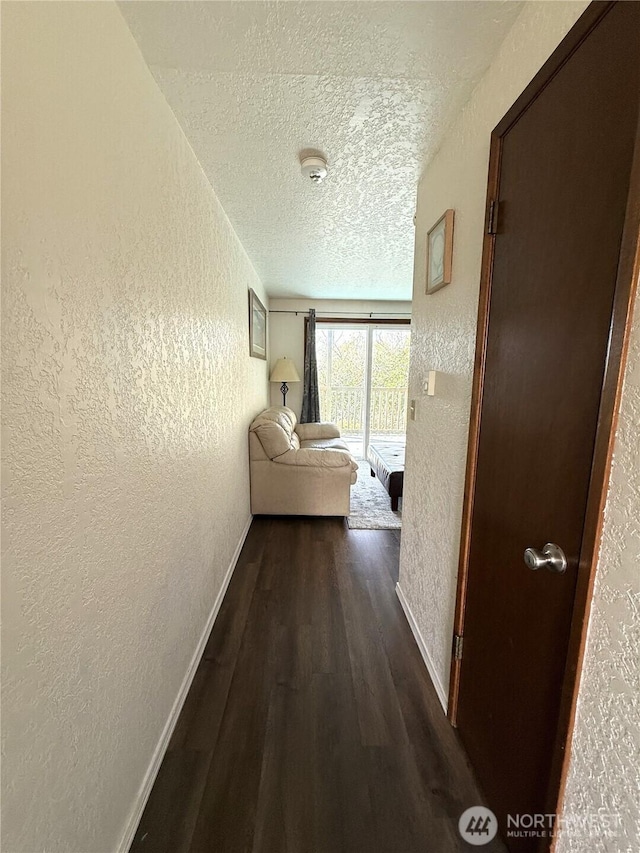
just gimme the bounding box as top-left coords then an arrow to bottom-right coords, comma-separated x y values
456,3 -> 640,850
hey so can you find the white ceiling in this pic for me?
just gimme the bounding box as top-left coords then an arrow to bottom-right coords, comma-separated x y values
120,1 -> 522,300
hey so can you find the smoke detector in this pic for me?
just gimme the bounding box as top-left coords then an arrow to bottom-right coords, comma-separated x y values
300,155 -> 328,184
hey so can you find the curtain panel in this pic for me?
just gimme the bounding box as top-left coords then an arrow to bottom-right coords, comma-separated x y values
300,309 -> 320,423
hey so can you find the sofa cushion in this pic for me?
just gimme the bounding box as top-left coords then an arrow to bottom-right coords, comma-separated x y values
295,422 -> 340,441
299,437 -> 350,452
274,447 -> 358,471
249,406 -> 298,459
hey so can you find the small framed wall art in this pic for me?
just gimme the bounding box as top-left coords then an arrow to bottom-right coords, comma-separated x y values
426,209 -> 455,294
249,289 -> 267,359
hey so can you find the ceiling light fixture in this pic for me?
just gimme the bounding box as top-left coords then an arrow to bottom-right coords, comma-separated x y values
300,155 -> 328,184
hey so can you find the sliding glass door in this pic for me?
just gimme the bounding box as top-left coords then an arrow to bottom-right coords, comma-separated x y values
316,326 -> 368,457
369,327 -> 410,447
316,323 -> 410,458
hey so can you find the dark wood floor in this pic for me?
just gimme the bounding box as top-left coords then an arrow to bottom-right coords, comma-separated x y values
131,517 -> 503,853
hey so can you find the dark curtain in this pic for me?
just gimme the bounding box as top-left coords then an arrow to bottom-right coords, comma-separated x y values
300,309 -> 320,423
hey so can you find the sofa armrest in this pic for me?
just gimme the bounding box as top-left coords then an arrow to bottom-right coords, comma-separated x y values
274,447 -> 356,470
295,422 -> 341,441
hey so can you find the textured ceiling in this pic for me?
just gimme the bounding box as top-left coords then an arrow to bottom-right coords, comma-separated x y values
120,1 -> 523,300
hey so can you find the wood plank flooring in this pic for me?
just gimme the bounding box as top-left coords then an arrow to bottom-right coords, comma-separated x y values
131,518 -> 504,853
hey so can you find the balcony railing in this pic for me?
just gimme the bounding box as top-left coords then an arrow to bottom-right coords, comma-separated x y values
319,386 -> 408,435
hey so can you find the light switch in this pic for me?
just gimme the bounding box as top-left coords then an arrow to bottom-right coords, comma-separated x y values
426,370 -> 437,397
409,399 -> 417,421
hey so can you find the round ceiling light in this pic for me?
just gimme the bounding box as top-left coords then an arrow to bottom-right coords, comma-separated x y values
300,155 -> 328,184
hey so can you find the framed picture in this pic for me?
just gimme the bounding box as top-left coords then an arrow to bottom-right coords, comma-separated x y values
426,209 -> 455,294
248,289 -> 267,359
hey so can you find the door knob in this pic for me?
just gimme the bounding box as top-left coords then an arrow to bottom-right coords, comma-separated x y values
524,543 -> 567,574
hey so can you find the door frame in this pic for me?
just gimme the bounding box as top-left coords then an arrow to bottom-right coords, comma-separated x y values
447,0 -> 640,845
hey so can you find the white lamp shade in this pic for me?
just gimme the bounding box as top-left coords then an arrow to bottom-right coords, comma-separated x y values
269,357 -> 300,383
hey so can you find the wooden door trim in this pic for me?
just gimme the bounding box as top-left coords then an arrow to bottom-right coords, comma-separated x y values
447,130 -> 501,725
448,0 -> 640,839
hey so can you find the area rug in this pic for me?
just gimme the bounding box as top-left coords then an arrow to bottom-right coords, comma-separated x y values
347,461 -> 402,530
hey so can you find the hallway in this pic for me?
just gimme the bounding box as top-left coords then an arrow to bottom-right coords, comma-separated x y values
131,518 -> 503,852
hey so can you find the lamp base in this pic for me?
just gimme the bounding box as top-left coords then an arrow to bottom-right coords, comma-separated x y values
280,382 -> 289,406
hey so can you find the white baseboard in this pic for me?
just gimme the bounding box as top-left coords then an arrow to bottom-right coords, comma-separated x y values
117,514 -> 253,853
395,583 -> 448,714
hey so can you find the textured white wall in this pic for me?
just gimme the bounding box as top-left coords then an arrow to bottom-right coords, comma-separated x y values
1,3 -> 268,852
268,298 -> 411,416
399,0 -> 640,848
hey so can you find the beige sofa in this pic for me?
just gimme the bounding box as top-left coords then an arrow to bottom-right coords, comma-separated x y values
249,407 -> 358,516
